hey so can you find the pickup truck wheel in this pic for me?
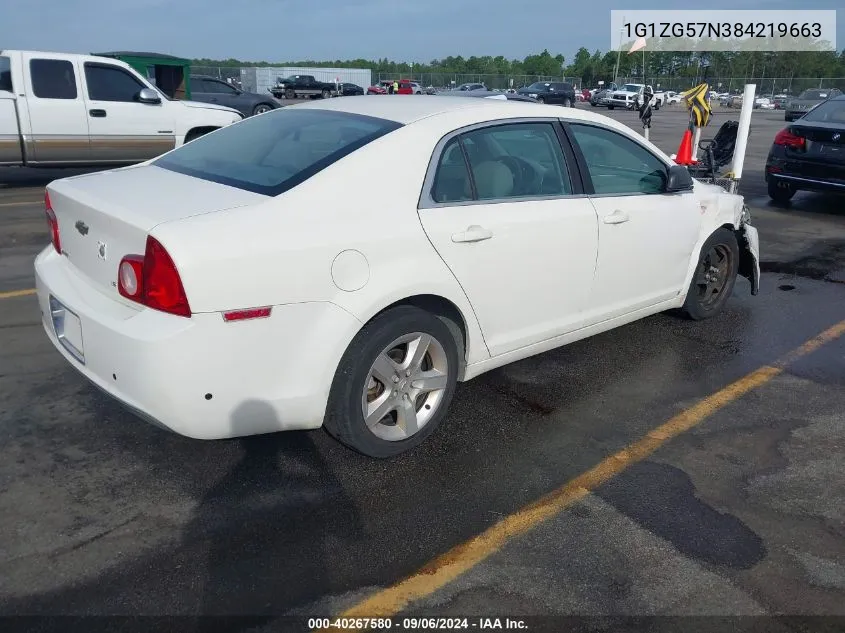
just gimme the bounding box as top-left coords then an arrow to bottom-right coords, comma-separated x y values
537,96 -> 546,104
321,89 -> 331,99
285,88 -> 295,100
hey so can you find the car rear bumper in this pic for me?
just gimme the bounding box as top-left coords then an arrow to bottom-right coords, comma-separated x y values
766,153 -> 845,192
767,171 -> 845,192
34,247 -> 362,439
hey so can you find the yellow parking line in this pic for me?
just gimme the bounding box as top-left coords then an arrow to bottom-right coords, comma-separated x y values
0,288 -> 36,300
332,318 -> 845,624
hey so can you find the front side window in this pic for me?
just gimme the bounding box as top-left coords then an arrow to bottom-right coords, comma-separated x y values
30,59 -> 77,99
569,123 -> 667,195
84,64 -> 146,102
205,79 -> 237,94
155,108 -> 402,196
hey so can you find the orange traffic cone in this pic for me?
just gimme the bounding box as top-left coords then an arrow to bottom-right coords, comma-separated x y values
674,129 -> 696,165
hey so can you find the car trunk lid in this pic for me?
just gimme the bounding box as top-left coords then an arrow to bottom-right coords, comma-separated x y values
48,164 -> 267,299
789,121 -> 845,165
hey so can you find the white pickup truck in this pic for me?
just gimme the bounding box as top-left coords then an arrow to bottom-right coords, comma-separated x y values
606,83 -> 663,110
1,50 -> 243,169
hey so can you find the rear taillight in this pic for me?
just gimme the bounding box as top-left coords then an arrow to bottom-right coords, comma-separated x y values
774,128 -> 806,150
118,256 -> 144,301
117,236 -> 191,318
45,191 -> 61,253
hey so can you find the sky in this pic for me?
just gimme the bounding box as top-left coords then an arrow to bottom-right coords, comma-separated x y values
1,0 -> 841,64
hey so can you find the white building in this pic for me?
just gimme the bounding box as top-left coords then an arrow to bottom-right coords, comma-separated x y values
240,66 -> 372,94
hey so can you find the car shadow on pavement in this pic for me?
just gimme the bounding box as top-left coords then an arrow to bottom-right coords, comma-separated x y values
183,401 -> 363,618
0,400 -> 364,627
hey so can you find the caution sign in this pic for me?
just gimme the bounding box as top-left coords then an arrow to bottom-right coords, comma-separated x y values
681,83 -> 711,128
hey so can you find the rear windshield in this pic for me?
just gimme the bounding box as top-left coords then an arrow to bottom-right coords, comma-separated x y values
800,99 -> 845,123
798,89 -> 831,100
155,109 -> 401,195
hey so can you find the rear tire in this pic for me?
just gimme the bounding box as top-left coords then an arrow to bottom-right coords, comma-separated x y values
537,97 -> 546,104
768,179 -> 797,202
321,89 -> 331,99
285,88 -> 295,100
252,103 -> 273,115
680,228 -> 739,321
562,98 -> 572,107
324,306 -> 460,458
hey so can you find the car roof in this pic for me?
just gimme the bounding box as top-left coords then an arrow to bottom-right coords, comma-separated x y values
287,93 -> 641,128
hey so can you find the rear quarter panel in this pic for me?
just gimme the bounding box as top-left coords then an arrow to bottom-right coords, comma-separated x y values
150,114 -> 502,365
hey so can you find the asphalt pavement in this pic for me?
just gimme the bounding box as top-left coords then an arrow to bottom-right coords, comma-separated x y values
0,101 -> 843,630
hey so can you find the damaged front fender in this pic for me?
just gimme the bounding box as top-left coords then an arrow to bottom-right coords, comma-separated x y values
737,205 -> 760,295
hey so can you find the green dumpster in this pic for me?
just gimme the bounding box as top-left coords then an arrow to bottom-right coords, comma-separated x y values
94,51 -> 192,100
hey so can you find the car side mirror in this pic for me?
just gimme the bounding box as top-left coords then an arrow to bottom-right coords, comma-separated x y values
666,164 -> 694,192
137,88 -> 161,104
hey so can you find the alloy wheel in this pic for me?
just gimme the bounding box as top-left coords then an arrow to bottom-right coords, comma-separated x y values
695,244 -> 732,309
361,332 -> 450,442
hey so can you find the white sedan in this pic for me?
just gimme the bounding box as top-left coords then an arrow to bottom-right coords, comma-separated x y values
35,96 -> 760,458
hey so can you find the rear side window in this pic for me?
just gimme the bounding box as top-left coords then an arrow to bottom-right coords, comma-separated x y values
461,123 -> 572,199
432,137 -> 473,203
84,64 -> 145,102
155,108 -> 402,196
0,56 -> 12,92
801,99 -> 845,123
30,59 -> 77,99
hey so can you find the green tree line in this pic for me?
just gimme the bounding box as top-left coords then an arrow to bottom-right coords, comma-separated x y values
193,46 -> 845,82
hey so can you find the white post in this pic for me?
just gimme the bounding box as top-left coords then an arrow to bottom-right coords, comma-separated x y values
644,127 -> 649,141
728,83 -> 756,180
692,127 -> 702,162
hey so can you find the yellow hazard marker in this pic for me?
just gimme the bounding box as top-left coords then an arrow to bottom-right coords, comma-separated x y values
681,82 -> 712,129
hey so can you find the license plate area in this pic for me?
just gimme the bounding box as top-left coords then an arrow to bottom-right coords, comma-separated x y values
50,295 -> 85,364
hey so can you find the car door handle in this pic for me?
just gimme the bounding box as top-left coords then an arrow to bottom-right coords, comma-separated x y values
451,225 -> 493,243
89,109 -> 107,118
603,210 -> 630,224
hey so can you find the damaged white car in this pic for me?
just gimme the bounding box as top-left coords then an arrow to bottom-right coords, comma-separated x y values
35,98 -> 759,458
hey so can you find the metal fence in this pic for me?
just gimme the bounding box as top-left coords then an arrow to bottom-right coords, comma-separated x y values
374,73 -> 562,90
190,67 -> 845,94
612,76 -> 845,94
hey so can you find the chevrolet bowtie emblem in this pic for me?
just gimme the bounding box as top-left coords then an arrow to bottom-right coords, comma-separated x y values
75,221 -> 89,236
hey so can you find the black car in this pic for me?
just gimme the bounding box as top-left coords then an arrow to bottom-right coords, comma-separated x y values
339,82 -> 364,96
190,75 -> 278,117
516,81 -> 576,106
765,94 -> 845,202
